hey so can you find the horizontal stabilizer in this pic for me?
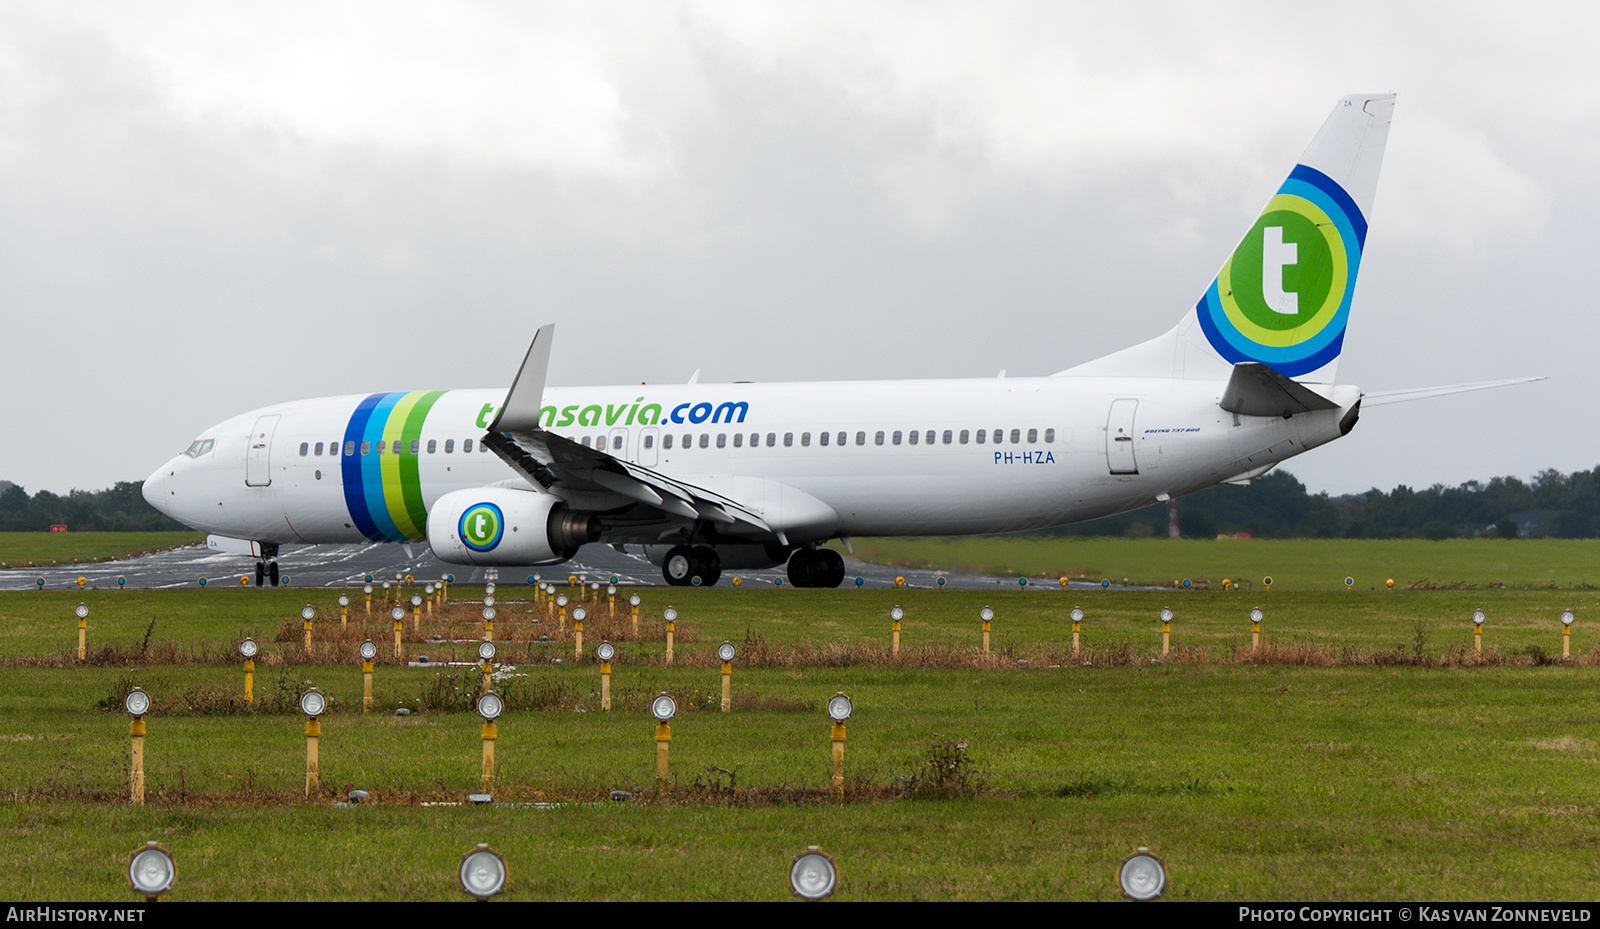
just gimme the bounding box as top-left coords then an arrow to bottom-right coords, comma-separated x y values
1362,377 -> 1546,407
1220,363 -> 1341,417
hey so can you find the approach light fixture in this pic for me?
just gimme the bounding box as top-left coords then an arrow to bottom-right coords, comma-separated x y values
651,693 -> 677,722
127,842 -> 176,900
338,595 -> 349,607
124,687 -> 151,717
827,693 -> 853,722
788,846 -> 839,901
718,642 -> 736,663
890,606 -> 904,621
980,606 -> 994,622
239,639 -> 258,659
1118,848 -> 1168,901
458,844 -> 508,901
411,595 -> 422,607
302,606 -> 315,621
485,583 -> 496,596
629,594 -> 641,607
76,603 -> 88,620
479,641 -> 497,662
607,585 -> 617,596
392,607 -> 405,622
597,642 -> 616,661
359,641 -> 378,661
483,606 -> 496,622
364,584 -> 373,595
1160,608 -> 1174,623
1250,608 -> 1264,623
300,688 -> 326,718
1473,610 -> 1486,625
484,595 -> 495,608
1563,610 -> 1576,626
663,607 -> 678,622
573,607 -> 586,622
477,692 -> 504,721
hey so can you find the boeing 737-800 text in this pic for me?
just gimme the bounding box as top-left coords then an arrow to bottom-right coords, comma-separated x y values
141,94 -> 1536,587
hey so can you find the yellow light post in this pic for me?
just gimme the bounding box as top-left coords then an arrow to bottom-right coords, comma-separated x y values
443,574 -> 454,603
573,607 -> 586,660
980,606 -> 994,656
483,605 -> 496,642
1160,607 -> 1173,656
301,688 -> 326,797
301,605 -> 315,651
827,693 -> 852,800
597,642 -> 615,710
532,573 -> 542,604
335,594 -> 349,629
364,583 -> 373,614
1250,607 -> 1263,650
664,607 -> 678,664
411,594 -> 422,632
1070,607 -> 1083,653
718,642 -> 736,711
360,641 -> 377,713
392,606 -> 405,658
425,584 -> 435,616
651,694 -> 676,792
125,687 -> 151,806
1563,610 -> 1575,658
630,594 -> 641,636
127,842 -> 176,902
478,691 -> 503,793
557,595 -> 568,632
890,606 -> 903,657
478,639 -> 497,693
608,585 -> 617,617
240,639 -> 258,703
75,602 -> 88,660
1473,609 -> 1485,653
383,580 -> 391,602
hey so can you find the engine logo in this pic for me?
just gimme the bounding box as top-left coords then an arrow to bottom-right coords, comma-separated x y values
459,503 -> 505,552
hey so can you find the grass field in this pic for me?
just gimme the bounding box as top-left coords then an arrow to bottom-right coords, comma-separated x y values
5,577 -> 1600,901
0,532 -> 203,569
845,536 -> 1600,591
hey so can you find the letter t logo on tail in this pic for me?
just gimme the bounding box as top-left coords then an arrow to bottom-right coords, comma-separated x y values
1263,226 -> 1298,315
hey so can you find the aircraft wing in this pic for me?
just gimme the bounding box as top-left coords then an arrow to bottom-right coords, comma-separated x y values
481,327 -> 775,540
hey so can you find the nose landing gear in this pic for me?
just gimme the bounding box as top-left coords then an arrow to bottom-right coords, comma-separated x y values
253,561 -> 281,587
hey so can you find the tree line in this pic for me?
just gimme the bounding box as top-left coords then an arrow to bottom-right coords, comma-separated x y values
6,466 -> 1600,538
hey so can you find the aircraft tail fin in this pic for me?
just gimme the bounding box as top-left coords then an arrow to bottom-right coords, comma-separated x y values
1058,93 -> 1394,383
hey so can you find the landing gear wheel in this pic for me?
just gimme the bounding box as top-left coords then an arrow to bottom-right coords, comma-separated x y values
815,549 -> 846,588
690,546 -> 722,587
787,549 -> 820,588
269,561 -> 280,587
254,562 -> 265,588
662,545 -> 695,587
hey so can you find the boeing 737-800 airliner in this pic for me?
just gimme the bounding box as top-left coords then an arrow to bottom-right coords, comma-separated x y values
141,94 -> 1535,588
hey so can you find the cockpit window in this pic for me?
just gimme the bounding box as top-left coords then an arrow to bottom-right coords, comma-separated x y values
184,439 -> 215,458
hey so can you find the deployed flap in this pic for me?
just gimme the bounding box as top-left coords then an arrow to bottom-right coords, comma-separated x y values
1220,362 -> 1340,417
1361,377 -> 1545,407
486,324 -> 555,434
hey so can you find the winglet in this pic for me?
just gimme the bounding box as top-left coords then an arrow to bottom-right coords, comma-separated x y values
487,324 -> 554,434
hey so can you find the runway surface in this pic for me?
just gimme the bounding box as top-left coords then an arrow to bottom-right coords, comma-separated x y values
0,541 -> 1117,593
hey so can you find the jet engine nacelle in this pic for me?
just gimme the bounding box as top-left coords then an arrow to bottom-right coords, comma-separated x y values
427,487 -> 599,566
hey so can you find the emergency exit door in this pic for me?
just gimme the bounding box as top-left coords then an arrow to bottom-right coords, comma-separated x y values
1105,400 -> 1139,474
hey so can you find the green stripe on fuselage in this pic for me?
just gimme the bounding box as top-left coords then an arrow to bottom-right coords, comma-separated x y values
399,391 -> 446,537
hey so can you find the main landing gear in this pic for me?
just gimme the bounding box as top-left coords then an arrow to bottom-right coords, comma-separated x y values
787,548 -> 845,588
662,545 -> 723,587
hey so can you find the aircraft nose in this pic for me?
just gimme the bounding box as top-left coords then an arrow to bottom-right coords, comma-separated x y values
142,463 -> 171,518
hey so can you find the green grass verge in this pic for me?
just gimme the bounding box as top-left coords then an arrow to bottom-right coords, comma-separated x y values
845,536 -> 1600,591
0,532 -> 204,569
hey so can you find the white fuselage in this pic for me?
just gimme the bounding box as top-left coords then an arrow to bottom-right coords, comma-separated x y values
143,376 -> 1357,547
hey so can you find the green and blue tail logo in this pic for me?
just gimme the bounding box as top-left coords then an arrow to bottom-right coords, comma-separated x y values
1195,164 -> 1366,378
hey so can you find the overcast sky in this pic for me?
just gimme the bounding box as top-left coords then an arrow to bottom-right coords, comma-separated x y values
1,2 -> 1594,498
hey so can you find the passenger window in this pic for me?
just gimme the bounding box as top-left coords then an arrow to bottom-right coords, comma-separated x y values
1012,428 -> 1022,444
1044,428 -> 1055,443
299,442 -> 309,456
750,433 -> 759,447
800,433 -> 810,447
1027,428 -> 1037,443
427,439 -> 437,453
856,431 -> 866,446
582,436 -> 592,447
361,441 -> 371,456
644,434 -> 655,449
908,430 -> 918,445
699,434 -> 709,449
410,439 -> 420,455
463,439 -> 474,453
837,432 -> 846,447
820,432 -> 830,447
784,433 -> 794,447
717,434 -> 727,448
314,442 -> 324,456
330,440 -> 338,455
942,430 -> 952,445
733,433 -> 743,448
976,430 -> 985,445
959,430 -> 969,444
342,441 -> 353,456
596,436 -> 606,450
768,433 -> 777,447
445,439 -> 455,453
375,441 -> 384,455
874,431 -> 884,446
663,434 -> 673,450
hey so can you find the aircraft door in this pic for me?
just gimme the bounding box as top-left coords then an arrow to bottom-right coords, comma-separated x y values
246,414 -> 281,487
608,428 -> 631,462
1105,400 -> 1139,474
638,428 -> 659,466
